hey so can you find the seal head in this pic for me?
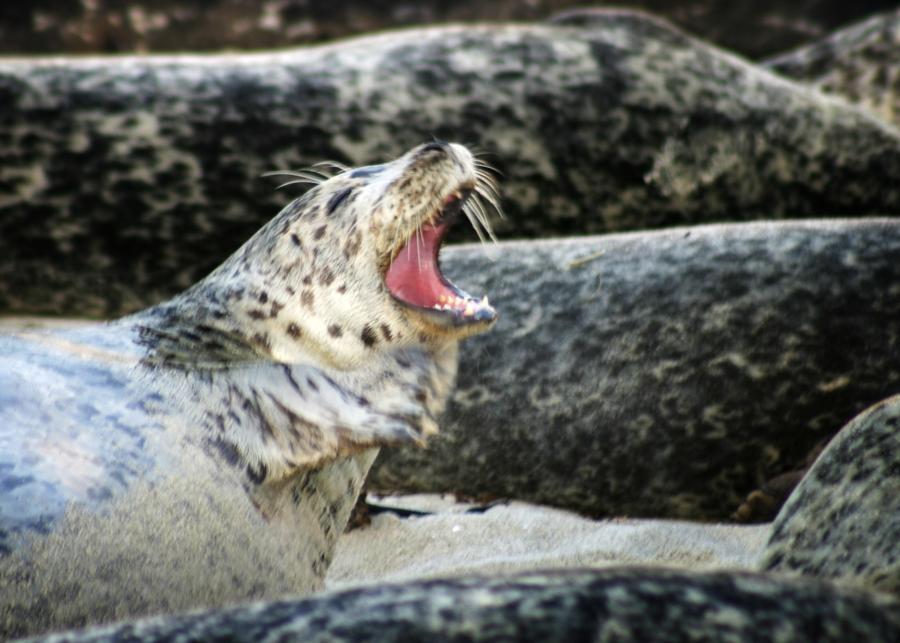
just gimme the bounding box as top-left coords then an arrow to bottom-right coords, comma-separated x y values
144,141 -> 499,373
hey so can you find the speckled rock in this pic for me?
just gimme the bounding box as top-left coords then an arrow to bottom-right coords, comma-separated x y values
2,1 -> 896,59
766,8 -> 900,128
23,569 -> 900,643
760,394 -> 900,595
3,12 -> 900,316
369,219 -> 900,520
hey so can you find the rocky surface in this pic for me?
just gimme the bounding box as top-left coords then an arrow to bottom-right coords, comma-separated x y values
25,569 -> 900,643
3,12 -> 900,316
369,219 -> 900,520
766,8 -> 900,128
760,394 -> 900,595
1,1 -> 896,59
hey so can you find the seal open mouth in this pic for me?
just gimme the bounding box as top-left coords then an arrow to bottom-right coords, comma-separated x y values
385,189 -> 497,327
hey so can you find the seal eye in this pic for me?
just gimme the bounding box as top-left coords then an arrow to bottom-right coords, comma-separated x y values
384,190 -> 496,327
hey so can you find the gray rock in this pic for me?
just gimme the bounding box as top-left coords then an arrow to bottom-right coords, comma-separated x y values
760,394 -> 900,595
24,569 -> 900,643
766,8 -> 900,128
2,1 -> 896,59
369,219 -> 900,520
3,12 -> 900,316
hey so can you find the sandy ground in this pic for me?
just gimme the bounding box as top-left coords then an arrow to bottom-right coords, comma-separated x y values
327,495 -> 770,590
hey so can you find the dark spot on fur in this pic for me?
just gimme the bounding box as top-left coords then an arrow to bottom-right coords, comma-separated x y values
327,187 -> 353,215
319,268 -> 335,287
361,325 -> 378,348
380,324 -> 393,342
270,301 -> 284,317
415,389 -> 428,403
208,438 -> 241,467
247,462 -> 268,484
248,309 -> 266,320
303,275 -> 312,286
328,325 -> 343,338
337,284 -> 347,294
286,286 -> 296,296
252,332 -> 271,351
291,233 -> 302,247
287,323 -> 302,339
258,292 -> 269,304
307,377 -> 319,392
302,290 -> 315,308
344,232 -> 362,259
313,225 -> 327,240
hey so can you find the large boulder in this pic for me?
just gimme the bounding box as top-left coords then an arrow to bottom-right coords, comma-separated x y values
3,12 -> 900,316
766,8 -> 900,128
25,569 -> 900,643
369,219 -> 900,520
760,394 -> 900,594
1,1 -> 896,58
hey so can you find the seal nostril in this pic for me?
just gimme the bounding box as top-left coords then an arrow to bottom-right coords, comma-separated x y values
420,141 -> 448,154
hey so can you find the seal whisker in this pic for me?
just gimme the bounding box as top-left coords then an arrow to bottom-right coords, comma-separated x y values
273,177 -> 326,190
462,205 -> 490,246
474,178 -> 503,214
311,160 -> 350,173
416,225 -> 424,273
467,196 -> 499,244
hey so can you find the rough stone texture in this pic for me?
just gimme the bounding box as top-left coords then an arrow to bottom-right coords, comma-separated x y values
760,394 -> 900,595
1,1 -> 897,59
3,13 -> 900,317
369,219 -> 900,520
24,569 -> 900,643
766,8 -> 900,128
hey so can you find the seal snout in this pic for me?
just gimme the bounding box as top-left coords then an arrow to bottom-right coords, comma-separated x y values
384,173 -> 497,329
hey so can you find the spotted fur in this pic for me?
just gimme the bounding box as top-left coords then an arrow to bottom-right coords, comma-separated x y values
0,142 -> 495,639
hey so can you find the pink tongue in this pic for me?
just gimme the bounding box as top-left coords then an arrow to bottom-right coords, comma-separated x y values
385,223 -> 455,308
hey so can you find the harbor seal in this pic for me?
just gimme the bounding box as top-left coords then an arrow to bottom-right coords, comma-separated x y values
4,11 -> 900,317
765,7 -> 900,128
369,219 -> 900,520
0,141 -> 500,639
760,393 -> 900,594
23,569 -> 900,642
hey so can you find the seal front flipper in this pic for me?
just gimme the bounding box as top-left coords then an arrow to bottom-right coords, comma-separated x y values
187,351 -> 449,484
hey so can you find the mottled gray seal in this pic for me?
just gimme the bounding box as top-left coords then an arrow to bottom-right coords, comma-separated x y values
23,569 -> 900,642
760,393 -> 900,595
3,11 -> 900,317
0,141 -> 499,639
2,1 -> 893,60
369,219 -> 900,521
765,7 -> 900,128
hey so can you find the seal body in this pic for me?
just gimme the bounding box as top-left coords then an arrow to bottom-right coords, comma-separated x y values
760,393 -> 900,594
765,8 -> 900,128
0,141 -> 498,639
23,569 -> 900,643
3,12 -> 900,317
369,219 -> 900,520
